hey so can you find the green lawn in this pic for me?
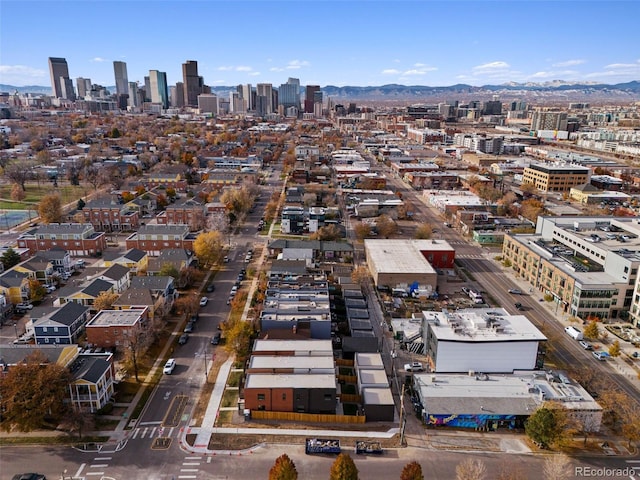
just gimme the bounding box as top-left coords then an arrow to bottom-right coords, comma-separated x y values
0,184 -> 89,209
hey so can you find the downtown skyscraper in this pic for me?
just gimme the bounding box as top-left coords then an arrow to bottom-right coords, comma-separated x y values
113,61 -> 129,96
182,60 -> 203,107
149,70 -> 169,109
48,57 -> 72,99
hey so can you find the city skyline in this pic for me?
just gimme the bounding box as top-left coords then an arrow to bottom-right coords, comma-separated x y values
1,1 -> 639,88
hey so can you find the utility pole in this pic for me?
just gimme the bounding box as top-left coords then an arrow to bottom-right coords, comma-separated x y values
399,382 -> 407,446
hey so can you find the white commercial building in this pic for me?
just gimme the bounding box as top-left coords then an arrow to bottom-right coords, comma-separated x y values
423,308 -> 547,373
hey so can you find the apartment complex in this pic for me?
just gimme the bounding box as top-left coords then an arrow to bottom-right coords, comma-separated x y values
521,163 -> 591,193
502,216 -> 640,324
17,223 -> 107,257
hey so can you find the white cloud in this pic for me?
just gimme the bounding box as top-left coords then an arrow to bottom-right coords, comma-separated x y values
217,65 -> 253,72
413,63 -> 426,67
604,61 -> 639,69
286,60 -> 310,70
248,72 -> 260,77
530,70 -> 579,79
90,57 -> 108,63
269,67 -> 285,72
382,69 -> 401,75
472,61 -> 510,72
552,59 -> 585,67
0,65 -> 47,85
403,66 -> 438,76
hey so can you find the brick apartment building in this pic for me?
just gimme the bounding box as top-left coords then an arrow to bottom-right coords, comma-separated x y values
17,223 -> 107,257
85,307 -> 150,349
125,224 -> 195,256
83,197 -> 140,231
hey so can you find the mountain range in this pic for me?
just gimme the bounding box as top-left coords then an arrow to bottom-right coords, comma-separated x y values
2,80 -> 639,102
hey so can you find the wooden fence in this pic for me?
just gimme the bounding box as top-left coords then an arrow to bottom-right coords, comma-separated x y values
250,410 -> 366,424
338,393 -> 361,404
335,358 -> 354,367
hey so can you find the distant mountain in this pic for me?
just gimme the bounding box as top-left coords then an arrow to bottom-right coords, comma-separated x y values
2,81 -> 639,102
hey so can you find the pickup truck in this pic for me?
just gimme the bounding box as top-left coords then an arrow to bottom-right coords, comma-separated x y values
355,441 -> 383,455
305,438 -> 341,455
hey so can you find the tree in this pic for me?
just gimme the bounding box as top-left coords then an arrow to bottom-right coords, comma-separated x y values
329,453 -> 359,480
354,222 -> 372,240
193,231 -> 224,267
455,458 -> 486,480
60,410 -> 95,440
0,350 -> 71,431
4,160 -> 35,191
222,315 -> 255,360
77,198 -> 86,210
583,320 -> 600,340
542,454 -> 571,480
10,183 -> 25,202
28,278 -> 46,303
0,247 -> 21,270
621,403 -> 640,449
608,340 -> 621,357
414,224 -> 433,239
525,405 -> 571,449
376,214 -> 397,238
310,224 -> 342,241
400,461 -> 424,480
351,265 -> 370,287
93,291 -> 120,311
158,262 -> 180,279
520,198 -> 545,223
38,193 -> 63,224
268,453 -> 298,480
83,164 -> 106,191
173,294 -> 200,318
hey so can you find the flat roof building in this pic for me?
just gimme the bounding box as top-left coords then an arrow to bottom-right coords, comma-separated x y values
423,308 -> 547,373
522,163 -> 591,193
414,370 -> 601,431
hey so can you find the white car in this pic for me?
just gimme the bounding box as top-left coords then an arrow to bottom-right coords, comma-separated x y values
16,303 -> 33,310
404,362 -> 424,372
199,296 -> 208,307
163,358 -> 176,374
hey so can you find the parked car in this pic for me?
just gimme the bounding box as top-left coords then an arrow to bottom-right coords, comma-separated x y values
199,296 -> 208,307
579,340 -> 593,350
16,303 -> 33,310
163,358 -> 176,374
190,314 -> 199,323
184,322 -> 195,333
593,351 -> 610,361
514,302 -> 525,311
12,474 -> 47,480
508,288 -> 522,295
404,362 -> 424,372
223,256 -> 229,263
211,332 -> 221,345
206,284 -> 215,293
178,333 -> 189,345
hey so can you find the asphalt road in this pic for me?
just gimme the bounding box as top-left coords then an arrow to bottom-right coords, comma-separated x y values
2,443 -> 638,480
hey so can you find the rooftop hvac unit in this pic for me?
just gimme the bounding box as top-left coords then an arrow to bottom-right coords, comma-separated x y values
468,370 -> 475,376
431,375 -> 437,383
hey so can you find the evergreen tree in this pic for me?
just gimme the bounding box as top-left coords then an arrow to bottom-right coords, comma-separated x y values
329,453 -> 359,480
400,461 -> 424,480
268,453 -> 298,480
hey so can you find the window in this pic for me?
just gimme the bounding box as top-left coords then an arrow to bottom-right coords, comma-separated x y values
282,393 -> 286,400
257,394 -> 265,401
324,394 -> 332,401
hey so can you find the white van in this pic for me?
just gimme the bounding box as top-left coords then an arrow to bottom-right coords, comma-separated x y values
564,326 -> 584,340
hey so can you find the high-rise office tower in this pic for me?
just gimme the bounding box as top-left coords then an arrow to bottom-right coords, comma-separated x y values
256,83 -> 273,115
113,61 -> 129,96
144,76 -> 152,102
278,77 -> 301,111
305,85 -> 321,113
149,70 -> 169,109
61,78 -> 75,100
128,82 -> 139,107
76,77 -> 91,98
239,84 -> 253,111
48,57 -> 70,98
182,60 -> 202,107
530,110 -> 568,131
171,82 -> 185,108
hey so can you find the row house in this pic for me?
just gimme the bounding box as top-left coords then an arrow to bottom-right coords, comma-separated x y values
17,223 -> 107,257
85,307 -> 150,349
142,172 -> 188,192
0,345 -> 115,413
404,171 -> 460,190
102,248 -> 148,274
31,302 -> 91,345
0,269 -> 30,304
83,197 -> 140,232
12,254 -> 56,285
155,199 -> 206,231
113,275 -> 176,319
125,224 -> 195,256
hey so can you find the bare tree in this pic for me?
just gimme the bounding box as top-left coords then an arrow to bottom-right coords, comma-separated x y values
542,454 -> 571,480
455,458 -> 486,480
4,160 -> 35,191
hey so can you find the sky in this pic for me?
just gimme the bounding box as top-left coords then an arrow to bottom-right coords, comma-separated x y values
1,0 -> 639,88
